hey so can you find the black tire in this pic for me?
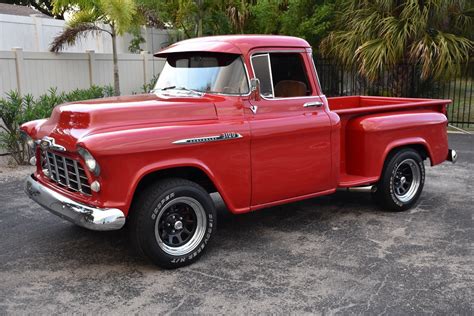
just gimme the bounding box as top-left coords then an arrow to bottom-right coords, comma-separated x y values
129,178 -> 216,269
373,148 -> 425,211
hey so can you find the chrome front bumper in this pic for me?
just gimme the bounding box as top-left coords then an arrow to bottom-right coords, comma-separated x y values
24,174 -> 125,231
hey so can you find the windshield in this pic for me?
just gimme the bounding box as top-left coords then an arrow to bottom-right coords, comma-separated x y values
153,52 -> 249,95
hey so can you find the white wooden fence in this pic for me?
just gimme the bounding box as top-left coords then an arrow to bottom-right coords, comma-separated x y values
0,49 -> 166,97
0,13 -> 175,54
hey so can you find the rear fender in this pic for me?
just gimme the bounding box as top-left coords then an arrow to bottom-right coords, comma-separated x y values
345,111 -> 448,178
383,138 -> 434,166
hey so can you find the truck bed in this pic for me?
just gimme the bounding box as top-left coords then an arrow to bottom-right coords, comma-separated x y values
327,96 -> 451,187
327,96 -> 449,115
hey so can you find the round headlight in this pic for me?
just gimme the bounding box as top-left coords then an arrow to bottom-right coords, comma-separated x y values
84,152 -> 97,170
77,147 -> 100,176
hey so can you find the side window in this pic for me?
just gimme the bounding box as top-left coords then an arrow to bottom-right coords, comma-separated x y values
251,54 -> 274,98
251,52 -> 312,98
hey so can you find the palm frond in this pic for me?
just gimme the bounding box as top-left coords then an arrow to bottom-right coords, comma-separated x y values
68,9 -> 101,28
355,38 -> 397,80
410,31 -> 474,79
49,23 -> 104,52
52,0 -> 100,15
321,0 -> 474,82
99,0 -> 137,34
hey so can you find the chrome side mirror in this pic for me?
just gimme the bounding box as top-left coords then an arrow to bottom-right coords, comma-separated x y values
250,78 -> 261,101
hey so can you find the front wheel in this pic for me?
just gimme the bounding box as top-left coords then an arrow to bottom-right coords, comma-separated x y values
373,148 -> 425,211
129,178 -> 216,269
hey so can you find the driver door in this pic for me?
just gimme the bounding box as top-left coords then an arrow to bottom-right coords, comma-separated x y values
247,50 -> 333,207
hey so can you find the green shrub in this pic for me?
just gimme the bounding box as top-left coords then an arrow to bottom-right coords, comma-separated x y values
0,85 -> 114,165
141,75 -> 159,93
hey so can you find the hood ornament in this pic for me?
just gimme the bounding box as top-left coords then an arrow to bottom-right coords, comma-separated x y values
37,136 -> 66,152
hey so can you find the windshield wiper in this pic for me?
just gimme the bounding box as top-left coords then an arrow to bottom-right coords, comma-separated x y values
154,86 -> 203,96
161,86 -> 176,90
151,86 -> 175,93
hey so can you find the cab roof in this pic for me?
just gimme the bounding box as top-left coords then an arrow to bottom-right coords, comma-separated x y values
154,35 -> 311,57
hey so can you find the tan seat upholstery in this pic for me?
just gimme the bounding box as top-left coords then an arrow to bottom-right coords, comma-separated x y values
274,80 -> 307,98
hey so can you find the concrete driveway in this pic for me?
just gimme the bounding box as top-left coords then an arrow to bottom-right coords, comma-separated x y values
0,134 -> 472,314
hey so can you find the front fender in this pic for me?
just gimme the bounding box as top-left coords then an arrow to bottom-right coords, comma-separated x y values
124,158 -> 234,215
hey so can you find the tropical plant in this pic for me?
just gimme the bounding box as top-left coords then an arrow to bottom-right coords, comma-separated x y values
0,86 -> 113,165
141,75 -> 159,93
246,0 -> 335,45
128,29 -> 146,53
137,0 -> 232,38
321,0 -> 474,95
226,0 -> 251,34
279,0 -> 334,46
137,0 -> 336,44
49,0 -> 144,96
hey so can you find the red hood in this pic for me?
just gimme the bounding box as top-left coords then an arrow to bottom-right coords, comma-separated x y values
22,94 -> 218,151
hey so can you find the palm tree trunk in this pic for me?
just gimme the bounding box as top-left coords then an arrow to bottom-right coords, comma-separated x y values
197,17 -> 203,37
391,61 -> 416,97
196,0 -> 203,37
111,26 -> 121,96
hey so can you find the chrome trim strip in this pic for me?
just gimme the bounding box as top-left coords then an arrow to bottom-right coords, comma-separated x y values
25,174 -> 125,231
309,53 -> 323,94
253,49 -> 307,54
173,132 -> 243,145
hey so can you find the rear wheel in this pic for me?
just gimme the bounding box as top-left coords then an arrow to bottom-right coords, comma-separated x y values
129,178 -> 216,268
373,148 -> 425,211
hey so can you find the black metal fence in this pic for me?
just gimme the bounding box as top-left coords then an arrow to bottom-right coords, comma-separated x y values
314,57 -> 474,129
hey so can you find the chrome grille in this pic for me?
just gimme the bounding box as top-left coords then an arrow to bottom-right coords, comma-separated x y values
40,150 -> 92,195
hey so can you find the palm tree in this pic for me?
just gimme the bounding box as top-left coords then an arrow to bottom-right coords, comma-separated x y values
226,0 -> 251,34
321,0 -> 473,96
50,0 -> 142,96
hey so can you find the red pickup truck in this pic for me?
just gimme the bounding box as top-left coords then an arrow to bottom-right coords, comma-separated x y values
22,35 -> 457,268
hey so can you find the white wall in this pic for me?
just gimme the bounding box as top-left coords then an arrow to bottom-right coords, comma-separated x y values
0,49 -> 166,97
0,13 -> 176,54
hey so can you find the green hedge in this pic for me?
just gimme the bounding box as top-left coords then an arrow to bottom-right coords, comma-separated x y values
0,86 -> 114,165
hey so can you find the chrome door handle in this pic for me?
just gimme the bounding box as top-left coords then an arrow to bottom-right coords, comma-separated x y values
303,101 -> 323,108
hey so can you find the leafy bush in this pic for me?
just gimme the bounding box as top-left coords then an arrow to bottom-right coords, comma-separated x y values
0,86 -> 114,165
141,75 -> 159,93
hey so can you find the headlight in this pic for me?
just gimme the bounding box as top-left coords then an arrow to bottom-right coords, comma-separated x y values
77,147 -> 100,176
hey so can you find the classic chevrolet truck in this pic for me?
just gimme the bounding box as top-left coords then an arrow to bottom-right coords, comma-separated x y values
22,35 -> 457,268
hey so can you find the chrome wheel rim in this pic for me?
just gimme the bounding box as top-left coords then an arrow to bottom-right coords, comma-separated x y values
393,158 -> 421,203
154,197 -> 207,256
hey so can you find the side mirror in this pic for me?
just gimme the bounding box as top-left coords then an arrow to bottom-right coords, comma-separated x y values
250,78 -> 261,101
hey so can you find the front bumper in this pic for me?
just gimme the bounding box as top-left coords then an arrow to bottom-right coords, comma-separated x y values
24,174 -> 125,231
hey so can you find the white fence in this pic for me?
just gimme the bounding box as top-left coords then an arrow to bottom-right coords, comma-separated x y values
0,49 -> 166,97
0,13 -> 175,53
